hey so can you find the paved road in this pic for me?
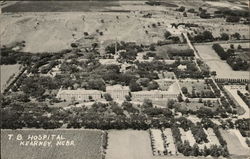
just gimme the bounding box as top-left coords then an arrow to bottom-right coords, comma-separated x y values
224,85 -> 249,119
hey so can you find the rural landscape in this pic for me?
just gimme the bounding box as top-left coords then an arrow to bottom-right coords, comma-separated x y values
0,0 -> 249,159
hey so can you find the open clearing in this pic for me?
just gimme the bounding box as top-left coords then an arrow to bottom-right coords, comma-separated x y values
106,130 -> 152,159
1,129 -> 103,159
220,129 -> 250,156
195,44 -> 249,79
0,64 -> 21,92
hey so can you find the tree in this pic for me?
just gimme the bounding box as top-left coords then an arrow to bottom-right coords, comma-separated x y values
220,33 -> 229,41
147,81 -> 159,90
226,16 -> 240,23
104,93 -> 113,101
149,44 -> 156,51
191,143 -> 200,156
203,31 -> 214,41
177,94 -> 183,102
122,101 -> 138,114
167,99 -> 175,109
185,98 -> 190,103
125,95 -> 131,101
164,31 -> 171,39
111,102 -> 124,116
198,98 -> 203,103
232,32 -> 241,40
177,6 -> 185,12
129,80 -> 142,92
237,44 -> 242,50
87,79 -> 106,91
181,87 -> 188,94
183,12 -> 187,17
142,99 -> 153,108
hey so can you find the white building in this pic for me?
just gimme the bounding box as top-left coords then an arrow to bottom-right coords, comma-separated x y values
177,64 -> 187,70
106,85 -> 130,100
56,89 -> 102,101
99,59 -> 121,65
131,90 -> 178,101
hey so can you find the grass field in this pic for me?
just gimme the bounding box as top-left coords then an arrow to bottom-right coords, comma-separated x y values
106,130 -> 153,159
0,64 -> 21,92
1,129 -> 103,159
220,129 -> 250,156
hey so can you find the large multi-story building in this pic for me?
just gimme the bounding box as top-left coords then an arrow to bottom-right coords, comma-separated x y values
106,85 -> 130,100
56,89 -> 102,101
131,90 -> 178,101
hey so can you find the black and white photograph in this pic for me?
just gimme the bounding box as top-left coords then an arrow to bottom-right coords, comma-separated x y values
0,0 -> 249,159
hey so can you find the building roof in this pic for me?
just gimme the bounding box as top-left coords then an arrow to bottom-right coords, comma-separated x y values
177,64 -> 187,70
131,90 -> 170,95
106,85 -> 130,91
58,89 -> 102,95
99,59 -> 120,65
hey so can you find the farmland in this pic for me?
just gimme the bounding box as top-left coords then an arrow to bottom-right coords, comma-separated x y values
0,64 -> 22,92
1,129 -> 104,159
106,130 -> 153,159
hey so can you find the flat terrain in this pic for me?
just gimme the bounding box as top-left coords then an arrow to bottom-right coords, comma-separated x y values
195,44 -> 249,79
220,129 -> 250,156
106,130 -> 153,159
0,64 -> 21,92
1,129 -> 103,159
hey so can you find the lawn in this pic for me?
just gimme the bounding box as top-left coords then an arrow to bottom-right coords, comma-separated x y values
1,129 -> 103,159
106,130 -> 153,159
0,64 -> 22,93
220,129 -> 250,156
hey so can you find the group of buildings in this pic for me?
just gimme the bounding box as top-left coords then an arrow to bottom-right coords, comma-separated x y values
56,83 -> 180,102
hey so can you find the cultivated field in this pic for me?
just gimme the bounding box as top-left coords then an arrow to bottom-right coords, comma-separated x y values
106,130 -> 153,159
0,64 -> 21,92
1,129 -> 103,159
195,44 -> 249,79
220,129 -> 250,156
